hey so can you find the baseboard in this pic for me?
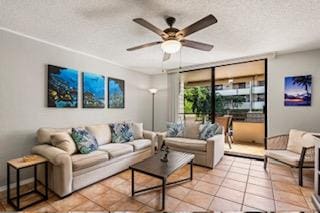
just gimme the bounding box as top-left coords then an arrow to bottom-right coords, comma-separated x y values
0,177 -> 34,193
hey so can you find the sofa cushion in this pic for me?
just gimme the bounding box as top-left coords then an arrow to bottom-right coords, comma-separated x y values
183,121 -> 201,139
167,122 -> 184,137
71,128 -> 98,154
165,137 -> 207,152
71,150 -> 109,171
50,132 -> 77,155
128,139 -> 151,151
265,150 -> 314,167
131,123 -> 143,139
110,122 -> 134,143
98,143 -> 134,158
86,124 -> 112,145
37,127 -> 71,144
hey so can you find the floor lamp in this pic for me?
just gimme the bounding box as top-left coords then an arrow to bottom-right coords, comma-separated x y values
148,88 -> 158,131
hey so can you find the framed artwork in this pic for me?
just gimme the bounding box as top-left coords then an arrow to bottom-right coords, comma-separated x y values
82,72 -> 105,108
108,77 -> 125,108
48,65 -> 78,108
284,75 -> 312,106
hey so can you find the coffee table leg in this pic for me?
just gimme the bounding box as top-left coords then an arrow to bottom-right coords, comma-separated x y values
131,169 -> 135,196
190,160 -> 193,180
162,177 -> 166,210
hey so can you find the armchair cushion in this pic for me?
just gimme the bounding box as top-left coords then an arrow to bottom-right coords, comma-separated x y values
287,129 -> 316,153
165,137 -> 207,152
265,150 -> 314,167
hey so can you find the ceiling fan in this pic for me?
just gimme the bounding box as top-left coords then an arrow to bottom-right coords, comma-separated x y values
127,15 -> 217,62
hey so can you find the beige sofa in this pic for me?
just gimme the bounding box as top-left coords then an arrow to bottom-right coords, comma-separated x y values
32,123 -> 156,197
158,124 -> 225,168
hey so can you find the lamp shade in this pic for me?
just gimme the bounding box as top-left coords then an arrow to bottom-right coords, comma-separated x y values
148,88 -> 158,94
161,40 -> 181,54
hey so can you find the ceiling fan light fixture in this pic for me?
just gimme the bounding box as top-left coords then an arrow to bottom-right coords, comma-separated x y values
161,40 -> 181,54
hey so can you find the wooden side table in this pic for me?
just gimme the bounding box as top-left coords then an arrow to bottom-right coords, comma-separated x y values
7,155 -> 48,210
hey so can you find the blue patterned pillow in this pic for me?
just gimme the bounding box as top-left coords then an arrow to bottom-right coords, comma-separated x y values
199,122 -> 222,140
110,122 -> 134,143
71,128 -> 98,154
167,122 -> 184,137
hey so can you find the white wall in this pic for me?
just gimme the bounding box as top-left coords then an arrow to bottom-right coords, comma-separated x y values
150,73 -> 168,131
0,30 -> 152,186
268,49 -> 320,136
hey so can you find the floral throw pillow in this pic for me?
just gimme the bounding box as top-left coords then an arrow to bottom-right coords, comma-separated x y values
166,122 -> 184,137
110,122 -> 134,143
70,128 -> 98,154
199,122 -> 222,140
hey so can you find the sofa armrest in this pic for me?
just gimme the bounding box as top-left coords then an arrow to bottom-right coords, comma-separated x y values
267,134 -> 289,150
32,144 -> 71,166
31,144 -> 73,197
143,130 -> 157,153
206,134 -> 225,168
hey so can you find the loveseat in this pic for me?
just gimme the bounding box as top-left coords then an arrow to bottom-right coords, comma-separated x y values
158,121 -> 225,168
31,123 -> 156,197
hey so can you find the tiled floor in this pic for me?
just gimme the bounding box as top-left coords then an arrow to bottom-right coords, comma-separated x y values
0,155 -> 315,212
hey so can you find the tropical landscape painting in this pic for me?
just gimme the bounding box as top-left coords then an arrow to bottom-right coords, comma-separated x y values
108,78 -> 125,108
83,72 -> 105,108
284,75 -> 312,106
48,65 -> 78,108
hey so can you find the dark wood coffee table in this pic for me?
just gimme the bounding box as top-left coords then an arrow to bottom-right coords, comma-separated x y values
130,151 -> 194,210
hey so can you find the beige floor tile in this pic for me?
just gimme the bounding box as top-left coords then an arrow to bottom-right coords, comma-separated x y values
78,182 -> 110,199
241,205 -> 263,211
70,199 -> 105,211
23,200 -> 55,212
275,201 -> 310,211
273,190 -> 308,208
301,187 -> 314,198
215,164 -> 231,171
183,190 -> 213,209
305,196 -> 316,210
248,176 -> 272,188
249,170 -> 270,179
193,165 -> 211,173
220,160 -> 233,166
222,178 -> 246,192
209,197 -> 242,211
250,165 -> 265,172
113,180 -> 132,195
100,175 -> 126,188
232,162 -> 251,169
147,195 -> 180,211
235,157 -> 252,164
226,171 -> 248,182
138,205 -> 155,212
167,185 -> 190,200
201,174 -> 224,185
216,186 -> 244,204
271,174 -> 297,184
118,169 -> 131,180
133,190 -> 160,204
193,180 -> 220,195
251,160 -> 264,166
50,193 -> 88,211
109,197 -> 144,211
270,167 -> 293,176
208,168 -> 228,177
193,171 -> 207,180
243,193 -> 275,211
91,188 -> 125,209
181,179 -> 198,189
229,166 -> 249,175
272,181 -> 302,195
246,183 -> 273,199
174,201 -> 206,212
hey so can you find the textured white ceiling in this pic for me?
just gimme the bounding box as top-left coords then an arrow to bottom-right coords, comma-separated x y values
1,0 -> 320,74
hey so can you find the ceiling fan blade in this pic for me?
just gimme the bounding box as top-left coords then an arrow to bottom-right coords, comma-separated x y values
181,40 -> 214,51
133,18 -> 168,38
127,41 -> 162,51
177,15 -> 217,37
163,53 -> 171,61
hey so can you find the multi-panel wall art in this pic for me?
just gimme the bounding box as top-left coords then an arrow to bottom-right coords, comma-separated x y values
284,75 -> 312,106
108,78 -> 125,108
82,72 -> 105,108
48,65 -> 78,108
